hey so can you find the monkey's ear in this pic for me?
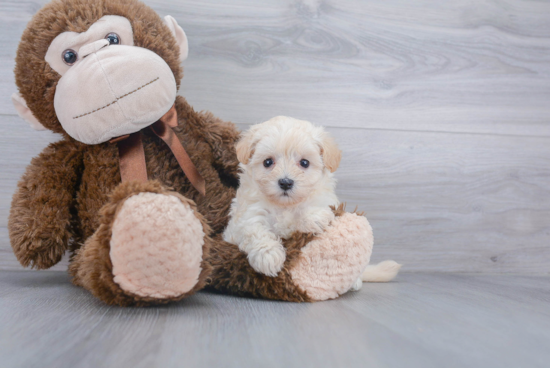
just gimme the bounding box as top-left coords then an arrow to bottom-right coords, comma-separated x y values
164,15 -> 189,62
236,129 -> 258,165
11,92 -> 46,131
318,130 -> 342,173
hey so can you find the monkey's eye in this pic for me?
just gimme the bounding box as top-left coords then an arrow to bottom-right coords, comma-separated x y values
263,158 -> 274,168
62,49 -> 78,65
300,159 -> 310,168
105,33 -> 121,45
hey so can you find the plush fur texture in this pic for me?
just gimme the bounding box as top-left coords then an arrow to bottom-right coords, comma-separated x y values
10,0 -> 240,305
224,117 -> 341,276
54,43 -> 178,144
45,16 -> 135,75
68,181 -> 213,307
9,139 -> 84,268
289,211 -> 373,301
209,204 -> 371,302
14,0 -> 183,136
10,0 -> 380,306
9,96 -> 240,271
110,192 -> 205,298
206,233 -> 313,302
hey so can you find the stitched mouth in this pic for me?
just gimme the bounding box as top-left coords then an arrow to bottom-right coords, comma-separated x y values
72,77 -> 160,119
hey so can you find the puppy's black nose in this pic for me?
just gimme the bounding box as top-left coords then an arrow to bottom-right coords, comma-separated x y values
278,178 -> 294,191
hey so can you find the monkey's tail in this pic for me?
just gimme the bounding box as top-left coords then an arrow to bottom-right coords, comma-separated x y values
361,260 -> 402,282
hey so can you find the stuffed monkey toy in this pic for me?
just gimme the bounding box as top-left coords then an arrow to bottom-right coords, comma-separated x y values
9,0 -> 375,306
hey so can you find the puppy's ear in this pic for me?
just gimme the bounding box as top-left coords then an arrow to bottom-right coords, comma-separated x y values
318,131 -> 341,173
236,129 -> 258,164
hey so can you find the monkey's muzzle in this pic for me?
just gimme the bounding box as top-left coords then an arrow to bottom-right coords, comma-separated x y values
54,44 -> 177,145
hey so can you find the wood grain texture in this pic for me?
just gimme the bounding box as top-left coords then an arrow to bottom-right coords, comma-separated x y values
2,0 -> 550,135
2,119 -> 549,272
1,271 -> 549,368
1,0 -> 550,273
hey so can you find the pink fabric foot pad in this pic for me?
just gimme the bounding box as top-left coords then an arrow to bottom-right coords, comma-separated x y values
110,192 -> 204,298
290,213 -> 373,301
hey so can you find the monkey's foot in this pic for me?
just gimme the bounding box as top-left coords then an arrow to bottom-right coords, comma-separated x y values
289,211 -> 373,301
70,181 -> 210,306
110,192 -> 204,298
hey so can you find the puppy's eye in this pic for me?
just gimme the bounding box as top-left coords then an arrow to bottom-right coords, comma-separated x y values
300,159 -> 310,168
263,158 -> 274,168
62,49 -> 78,65
105,32 -> 121,45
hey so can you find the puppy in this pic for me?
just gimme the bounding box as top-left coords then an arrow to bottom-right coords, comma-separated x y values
223,116 -> 341,277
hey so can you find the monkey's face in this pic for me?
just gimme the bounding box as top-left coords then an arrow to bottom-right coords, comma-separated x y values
13,0 -> 187,144
45,16 -> 177,144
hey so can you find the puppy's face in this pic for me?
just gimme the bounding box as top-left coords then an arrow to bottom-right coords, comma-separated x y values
237,116 -> 341,207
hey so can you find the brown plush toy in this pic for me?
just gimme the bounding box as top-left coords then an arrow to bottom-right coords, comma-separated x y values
9,0 -> 375,306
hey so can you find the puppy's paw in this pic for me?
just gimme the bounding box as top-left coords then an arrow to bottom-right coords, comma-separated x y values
247,241 -> 286,277
297,208 -> 335,235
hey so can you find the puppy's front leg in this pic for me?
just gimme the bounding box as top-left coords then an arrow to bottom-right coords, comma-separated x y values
239,223 -> 286,277
297,207 -> 335,235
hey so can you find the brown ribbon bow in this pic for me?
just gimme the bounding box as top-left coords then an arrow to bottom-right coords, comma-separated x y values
112,104 -> 206,196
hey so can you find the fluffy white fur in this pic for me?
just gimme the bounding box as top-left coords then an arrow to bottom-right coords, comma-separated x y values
223,116 -> 342,277
361,260 -> 402,283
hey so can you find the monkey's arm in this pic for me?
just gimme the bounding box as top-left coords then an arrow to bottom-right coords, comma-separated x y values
8,140 -> 83,269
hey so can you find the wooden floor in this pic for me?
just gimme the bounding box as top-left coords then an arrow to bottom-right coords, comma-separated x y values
1,270 -> 549,368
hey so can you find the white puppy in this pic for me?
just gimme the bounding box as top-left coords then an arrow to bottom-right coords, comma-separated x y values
223,116 -> 341,276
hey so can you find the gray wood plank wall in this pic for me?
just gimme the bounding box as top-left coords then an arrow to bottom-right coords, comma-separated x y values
0,0 -> 549,272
